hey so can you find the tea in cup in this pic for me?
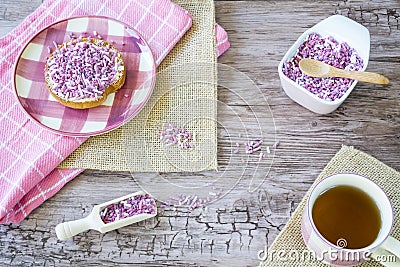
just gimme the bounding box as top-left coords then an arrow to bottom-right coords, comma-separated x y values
301,173 -> 399,266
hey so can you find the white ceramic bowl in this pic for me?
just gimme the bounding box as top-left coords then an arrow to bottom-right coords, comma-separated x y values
278,15 -> 370,114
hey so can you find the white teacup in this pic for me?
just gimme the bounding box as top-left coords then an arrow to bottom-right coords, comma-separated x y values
301,173 -> 399,266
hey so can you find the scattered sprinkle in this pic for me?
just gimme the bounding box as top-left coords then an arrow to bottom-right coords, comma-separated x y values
100,194 -> 156,224
273,141 -> 280,149
124,94 -> 129,98
245,139 -> 263,154
157,123 -> 194,149
160,184 -> 225,211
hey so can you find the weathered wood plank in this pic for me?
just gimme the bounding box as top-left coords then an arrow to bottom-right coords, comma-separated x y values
0,0 -> 399,266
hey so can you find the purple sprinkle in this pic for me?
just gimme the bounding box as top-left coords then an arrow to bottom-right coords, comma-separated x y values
273,141 -> 280,149
157,123 -> 195,150
253,139 -> 263,148
252,146 -> 262,153
100,194 -> 156,224
283,32 -> 364,101
124,94 -> 129,98
245,138 -> 263,154
162,189 -> 223,211
181,195 -> 191,205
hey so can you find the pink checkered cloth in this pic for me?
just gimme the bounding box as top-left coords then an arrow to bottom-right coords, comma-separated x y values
216,24 -> 230,57
0,0 -> 230,223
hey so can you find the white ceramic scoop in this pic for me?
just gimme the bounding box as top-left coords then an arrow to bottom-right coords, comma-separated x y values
55,191 -> 157,240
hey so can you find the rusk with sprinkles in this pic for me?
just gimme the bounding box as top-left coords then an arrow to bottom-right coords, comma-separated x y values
44,37 -> 126,109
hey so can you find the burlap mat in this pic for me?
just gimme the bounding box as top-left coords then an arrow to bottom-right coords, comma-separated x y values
59,0 -> 217,172
260,145 -> 400,266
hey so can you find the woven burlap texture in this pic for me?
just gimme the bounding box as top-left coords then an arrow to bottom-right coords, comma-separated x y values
260,145 -> 400,267
59,0 -> 218,172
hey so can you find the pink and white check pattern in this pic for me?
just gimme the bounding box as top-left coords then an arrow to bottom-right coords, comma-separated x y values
0,0 -> 230,224
16,16 -> 156,136
216,24 -> 230,57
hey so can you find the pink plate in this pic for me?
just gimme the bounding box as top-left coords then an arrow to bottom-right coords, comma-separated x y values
13,16 -> 156,137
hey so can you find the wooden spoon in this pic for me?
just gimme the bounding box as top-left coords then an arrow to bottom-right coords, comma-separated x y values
299,58 -> 390,85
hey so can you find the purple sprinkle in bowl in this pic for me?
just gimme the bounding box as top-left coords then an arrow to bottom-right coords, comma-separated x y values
278,15 -> 370,114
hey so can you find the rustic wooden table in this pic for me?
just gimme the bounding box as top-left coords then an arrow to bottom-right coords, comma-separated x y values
0,0 -> 399,266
